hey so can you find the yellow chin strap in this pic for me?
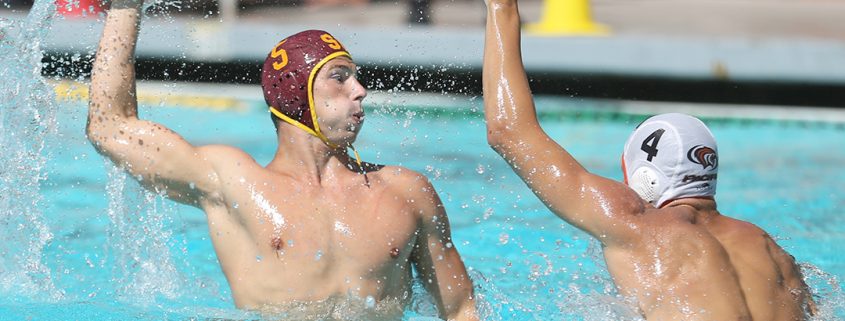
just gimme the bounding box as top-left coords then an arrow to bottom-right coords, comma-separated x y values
269,106 -> 364,173
269,106 -> 336,148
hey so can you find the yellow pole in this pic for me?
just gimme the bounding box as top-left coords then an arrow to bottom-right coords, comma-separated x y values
526,0 -> 610,36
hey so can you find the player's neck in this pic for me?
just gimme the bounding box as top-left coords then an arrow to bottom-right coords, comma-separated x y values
269,129 -> 350,185
665,197 -> 720,222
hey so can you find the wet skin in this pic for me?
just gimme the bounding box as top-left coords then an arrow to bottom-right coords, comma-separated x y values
86,3 -> 478,320
481,0 -> 815,320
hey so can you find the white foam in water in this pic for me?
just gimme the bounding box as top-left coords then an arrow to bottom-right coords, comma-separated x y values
104,163 -> 186,304
800,263 -> 845,320
0,0 -> 62,301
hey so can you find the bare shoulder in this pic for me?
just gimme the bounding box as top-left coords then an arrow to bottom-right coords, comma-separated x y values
196,145 -> 259,169
718,216 -> 804,276
372,165 -> 433,192
718,215 -> 769,242
713,214 -> 799,263
372,165 -> 442,215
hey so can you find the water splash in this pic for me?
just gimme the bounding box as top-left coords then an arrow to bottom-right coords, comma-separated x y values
801,262 -> 845,320
0,0 -> 62,300
104,164 -> 185,304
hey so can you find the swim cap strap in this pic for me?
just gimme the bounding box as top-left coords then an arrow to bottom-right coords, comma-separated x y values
306,50 -> 351,140
349,144 -> 363,169
349,144 -> 370,186
270,106 -> 338,148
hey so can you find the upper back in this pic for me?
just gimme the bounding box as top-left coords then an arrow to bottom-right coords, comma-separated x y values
706,215 -> 812,321
602,206 -> 753,320
602,205 -> 810,320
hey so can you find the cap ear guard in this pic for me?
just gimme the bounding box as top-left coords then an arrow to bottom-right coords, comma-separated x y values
628,166 -> 661,204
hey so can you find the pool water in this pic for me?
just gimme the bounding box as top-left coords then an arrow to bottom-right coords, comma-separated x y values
1,80 -> 843,320
2,2 -> 844,317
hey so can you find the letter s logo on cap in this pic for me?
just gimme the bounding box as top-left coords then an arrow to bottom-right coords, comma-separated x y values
687,145 -> 718,169
271,39 -> 289,71
320,34 -> 342,50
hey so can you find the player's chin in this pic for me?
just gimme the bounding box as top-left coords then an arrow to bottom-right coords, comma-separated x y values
334,129 -> 360,146
347,121 -> 363,136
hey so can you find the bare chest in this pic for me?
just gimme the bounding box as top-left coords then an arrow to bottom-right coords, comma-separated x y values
229,182 -> 421,269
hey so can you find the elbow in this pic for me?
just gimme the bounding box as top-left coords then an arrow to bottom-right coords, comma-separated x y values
485,121 -> 512,154
84,114 -> 110,154
486,128 -> 504,151
85,114 -> 99,143
85,123 -> 105,154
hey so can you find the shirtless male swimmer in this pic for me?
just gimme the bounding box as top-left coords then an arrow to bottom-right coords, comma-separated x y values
481,0 -> 816,319
86,1 -> 478,319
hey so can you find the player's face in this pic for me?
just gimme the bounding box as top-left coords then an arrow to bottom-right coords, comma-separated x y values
312,57 -> 367,146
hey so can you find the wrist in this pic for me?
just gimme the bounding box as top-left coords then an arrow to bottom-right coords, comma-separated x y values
108,0 -> 143,10
486,0 -> 517,8
486,0 -> 518,15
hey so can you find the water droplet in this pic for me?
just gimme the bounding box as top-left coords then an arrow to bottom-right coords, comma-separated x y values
315,250 -> 323,261
256,255 -> 262,262
483,208 -> 494,220
499,233 -> 510,245
232,202 -> 239,209
476,164 -> 485,174
365,295 -> 376,309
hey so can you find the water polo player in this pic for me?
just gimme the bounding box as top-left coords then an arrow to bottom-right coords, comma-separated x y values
481,0 -> 815,319
86,1 -> 479,319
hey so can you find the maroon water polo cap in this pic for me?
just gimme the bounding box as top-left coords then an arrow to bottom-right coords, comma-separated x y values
261,30 -> 351,146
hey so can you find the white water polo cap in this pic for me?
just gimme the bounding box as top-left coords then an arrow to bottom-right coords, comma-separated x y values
622,113 -> 718,208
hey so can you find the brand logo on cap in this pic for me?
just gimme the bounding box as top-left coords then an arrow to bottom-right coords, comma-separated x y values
687,145 -> 718,169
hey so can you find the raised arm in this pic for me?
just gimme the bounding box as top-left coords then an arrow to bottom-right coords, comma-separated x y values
86,0 -> 221,206
408,174 -> 478,321
482,0 -> 644,244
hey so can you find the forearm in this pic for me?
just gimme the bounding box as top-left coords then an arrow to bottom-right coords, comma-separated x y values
482,0 -> 537,139
88,0 -> 143,128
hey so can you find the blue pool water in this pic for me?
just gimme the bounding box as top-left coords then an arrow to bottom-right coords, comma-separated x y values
2,2 -> 844,318
1,81 -> 844,320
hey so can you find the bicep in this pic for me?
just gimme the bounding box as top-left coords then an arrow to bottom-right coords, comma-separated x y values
409,178 -> 476,319
493,128 -> 644,243
88,118 -> 220,206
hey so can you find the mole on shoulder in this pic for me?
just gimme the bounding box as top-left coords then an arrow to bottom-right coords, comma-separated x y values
272,236 -> 285,257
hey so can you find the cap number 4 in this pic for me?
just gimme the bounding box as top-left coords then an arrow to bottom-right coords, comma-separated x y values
641,129 -> 665,162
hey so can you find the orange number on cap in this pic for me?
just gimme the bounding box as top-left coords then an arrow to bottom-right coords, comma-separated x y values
271,40 -> 289,70
320,34 -> 342,50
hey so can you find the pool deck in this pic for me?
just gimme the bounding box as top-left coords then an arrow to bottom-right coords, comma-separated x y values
4,0 -> 845,107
